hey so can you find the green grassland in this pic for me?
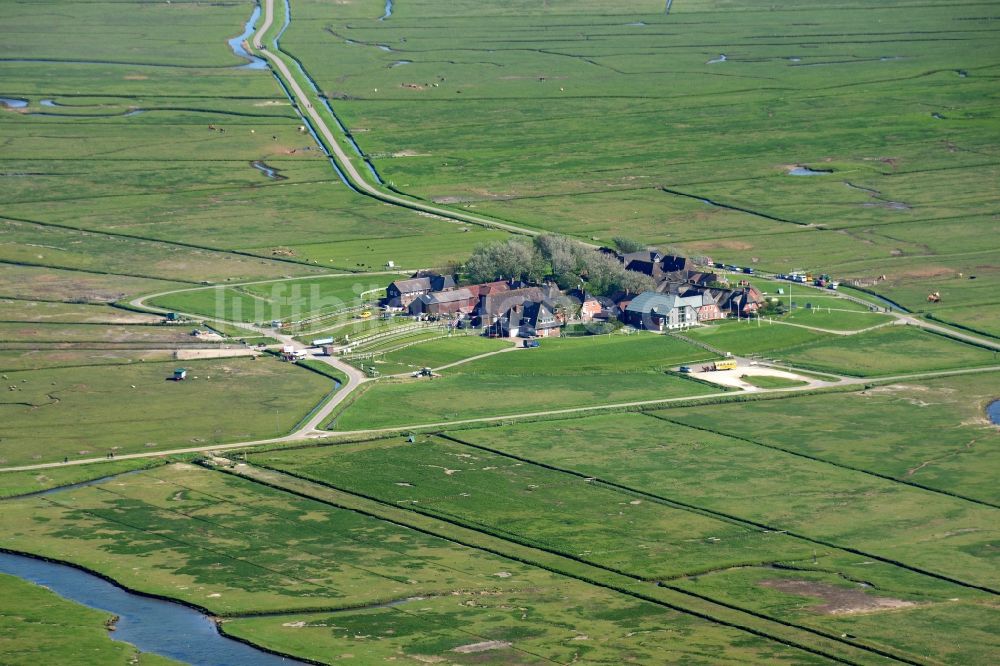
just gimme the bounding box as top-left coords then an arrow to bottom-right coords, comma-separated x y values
0,218 -> 324,285
259,226 -> 513,273
684,320 -> 826,356
448,414 -> 999,592
664,371 -> 1000,504
0,357 -> 332,466
777,309 -> 892,332
739,375 -> 808,390
149,274 -> 385,323
0,300 -> 161,324
0,574 -> 180,666
285,0 -> 999,325
0,463 -> 560,614
0,322 -> 202,345
253,427 -> 998,665
255,437 -> 817,579
296,313 -> 420,345
330,334 -> 721,429
223,586 -> 813,666
0,349 -> 176,372
671,567 -> 998,666
0,463 -> 824,664
0,459 -> 165,499
370,334 -> 513,374
778,326 -> 998,376
331,372 -> 719,431
1,0 -> 998,662
0,264 -> 186,304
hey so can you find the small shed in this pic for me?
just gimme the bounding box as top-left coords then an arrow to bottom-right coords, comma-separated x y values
173,368 -> 188,381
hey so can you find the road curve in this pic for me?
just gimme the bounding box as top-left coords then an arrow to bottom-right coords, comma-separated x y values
250,0 -> 546,239
128,281 -> 367,439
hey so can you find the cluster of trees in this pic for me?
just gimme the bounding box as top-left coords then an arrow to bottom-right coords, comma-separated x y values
462,234 -> 656,297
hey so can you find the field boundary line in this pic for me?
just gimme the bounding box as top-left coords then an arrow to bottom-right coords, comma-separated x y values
232,462 -> 888,666
437,433 -> 999,596
645,413 -> 1000,510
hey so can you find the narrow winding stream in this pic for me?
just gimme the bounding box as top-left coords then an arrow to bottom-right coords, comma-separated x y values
229,5 -> 268,70
380,0 -> 394,21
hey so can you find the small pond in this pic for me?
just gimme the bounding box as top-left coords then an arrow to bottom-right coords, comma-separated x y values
707,54 -> 727,64
1,97 -> 28,108
987,400 -> 1000,425
0,552 -> 305,665
788,166 -> 832,176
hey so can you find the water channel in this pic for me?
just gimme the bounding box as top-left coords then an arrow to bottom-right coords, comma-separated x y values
0,552 -> 306,666
229,5 -> 268,70
379,0 -> 394,21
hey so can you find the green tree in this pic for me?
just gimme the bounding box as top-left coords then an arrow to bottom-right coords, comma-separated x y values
465,238 -> 545,284
612,236 -> 646,254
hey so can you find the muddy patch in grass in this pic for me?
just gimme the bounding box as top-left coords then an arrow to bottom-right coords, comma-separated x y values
760,579 -> 915,615
452,640 -> 512,653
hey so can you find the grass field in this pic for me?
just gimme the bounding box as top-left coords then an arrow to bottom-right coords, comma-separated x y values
0,349 -> 176,372
0,264 -> 186,304
0,463 -> 824,664
0,459 -> 165,499
684,320 -> 826,356
448,414 -> 1000,591
149,275 -> 385,323
739,375 -> 808,390
0,463 -> 563,614
330,334 -> 721,430
0,574 -> 179,666
0,300 -> 161,325
222,585 -> 818,666
663,371 -> 1000,504
253,424 -> 999,665
0,322 -> 202,345
777,308 -> 893,332
671,567 -> 998,666
0,357 -> 332,466
2,0 -> 998,662
285,0 -> 998,325
361,334 -> 512,375
255,437 -> 817,579
777,326 -> 998,376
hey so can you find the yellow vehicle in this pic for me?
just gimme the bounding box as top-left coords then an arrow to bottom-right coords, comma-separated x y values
713,359 -> 738,371
359,310 -> 372,318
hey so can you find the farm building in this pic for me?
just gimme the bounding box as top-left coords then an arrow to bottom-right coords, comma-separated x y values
624,291 -> 703,331
717,285 -> 766,317
579,295 -> 604,322
407,280 -> 513,318
409,287 -> 478,317
477,284 -> 560,326
621,250 -> 666,280
386,273 -> 455,308
492,301 -> 562,338
659,255 -> 692,283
